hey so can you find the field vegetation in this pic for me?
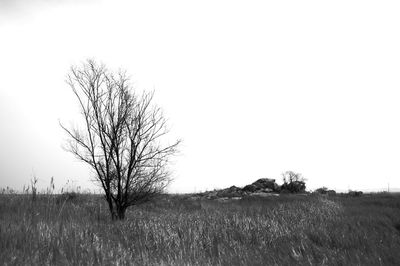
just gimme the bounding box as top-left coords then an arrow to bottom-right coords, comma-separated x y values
0,191 -> 400,265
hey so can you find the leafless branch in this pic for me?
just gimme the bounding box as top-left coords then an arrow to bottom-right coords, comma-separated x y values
61,59 -> 180,220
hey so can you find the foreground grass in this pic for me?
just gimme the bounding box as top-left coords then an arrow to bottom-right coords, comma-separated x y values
0,193 -> 399,265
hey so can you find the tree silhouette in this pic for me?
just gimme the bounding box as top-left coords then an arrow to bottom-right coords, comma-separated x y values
281,171 -> 306,193
61,60 -> 180,220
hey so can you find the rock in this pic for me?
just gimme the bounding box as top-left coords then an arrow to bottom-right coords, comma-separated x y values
231,197 -> 242,200
216,197 -> 230,202
227,185 -> 242,193
251,178 -> 277,190
243,184 -> 258,193
250,192 -> 279,197
249,178 -> 281,192
205,190 -> 218,199
196,176 -> 294,200
260,188 -> 274,193
217,185 -> 244,197
207,178 -> 281,196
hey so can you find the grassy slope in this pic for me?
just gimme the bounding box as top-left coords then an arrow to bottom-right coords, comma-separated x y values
0,193 -> 399,265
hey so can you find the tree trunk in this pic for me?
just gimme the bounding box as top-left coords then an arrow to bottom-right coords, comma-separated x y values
105,195 -> 118,220
105,195 -> 126,220
117,205 -> 126,220
111,211 -> 118,220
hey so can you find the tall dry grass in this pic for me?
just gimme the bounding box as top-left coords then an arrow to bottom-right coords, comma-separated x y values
0,191 -> 399,265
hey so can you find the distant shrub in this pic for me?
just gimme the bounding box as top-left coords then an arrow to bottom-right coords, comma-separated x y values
315,187 -> 329,194
280,188 -> 292,194
348,190 -> 363,197
280,171 -> 307,193
281,181 -> 306,193
314,187 -> 336,196
327,190 -> 336,195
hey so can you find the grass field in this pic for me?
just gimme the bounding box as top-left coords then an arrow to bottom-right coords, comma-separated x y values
0,192 -> 399,265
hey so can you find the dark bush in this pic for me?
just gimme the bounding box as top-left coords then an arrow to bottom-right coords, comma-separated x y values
280,188 -> 291,194
281,181 -> 306,193
327,190 -> 336,195
315,187 -> 329,194
348,190 -> 363,197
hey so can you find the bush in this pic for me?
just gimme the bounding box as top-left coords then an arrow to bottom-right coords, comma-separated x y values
280,171 -> 307,193
348,190 -> 363,197
315,187 -> 328,194
281,181 -> 306,193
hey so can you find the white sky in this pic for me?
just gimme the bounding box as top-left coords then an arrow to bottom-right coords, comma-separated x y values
1,0 -> 400,193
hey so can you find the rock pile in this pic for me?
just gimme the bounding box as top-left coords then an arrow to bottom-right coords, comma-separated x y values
198,178 -> 281,199
243,178 -> 280,193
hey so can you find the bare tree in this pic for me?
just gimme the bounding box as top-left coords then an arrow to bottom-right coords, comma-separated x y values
282,171 -> 305,184
281,171 -> 306,193
61,60 -> 180,220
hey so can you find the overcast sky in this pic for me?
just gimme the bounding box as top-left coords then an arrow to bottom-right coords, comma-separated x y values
1,0 -> 400,193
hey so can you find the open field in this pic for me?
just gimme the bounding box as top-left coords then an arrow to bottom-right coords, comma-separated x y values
1,193 -> 400,265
